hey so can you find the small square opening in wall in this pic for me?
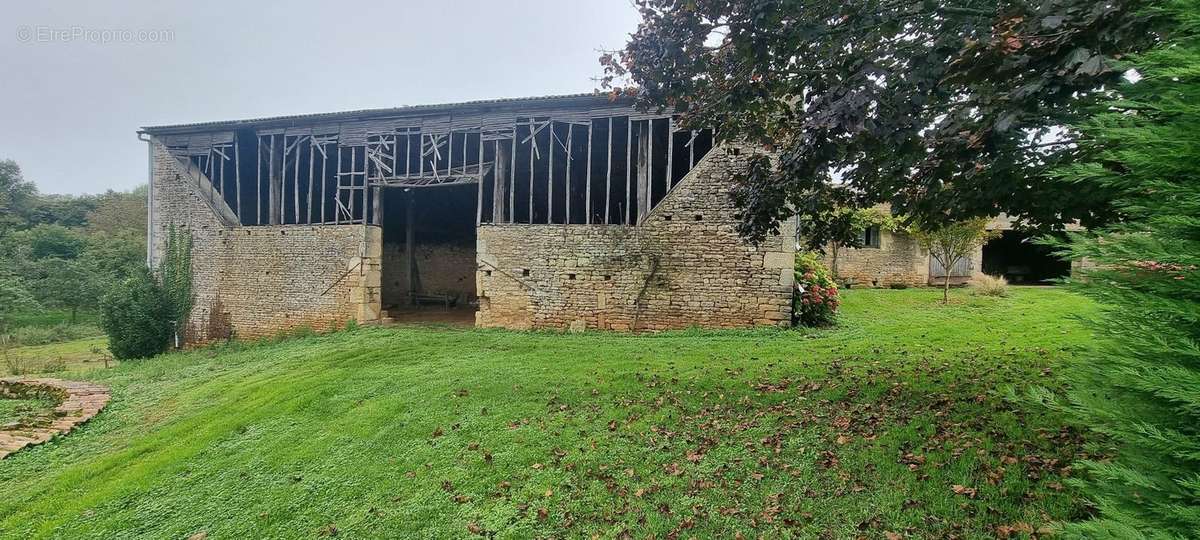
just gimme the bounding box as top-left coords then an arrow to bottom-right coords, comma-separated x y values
603,275 -> 611,281
694,214 -> 703,221
484,270 -> 492,277
726,147 -> 741,155
522,268 -> 530,277
663,214 -> 672,221
567,273 -> 576,280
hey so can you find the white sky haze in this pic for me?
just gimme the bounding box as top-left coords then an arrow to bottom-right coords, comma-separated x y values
1,1 -> 641,194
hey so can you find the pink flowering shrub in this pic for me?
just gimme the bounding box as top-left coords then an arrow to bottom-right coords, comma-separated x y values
793,252 -> 839,327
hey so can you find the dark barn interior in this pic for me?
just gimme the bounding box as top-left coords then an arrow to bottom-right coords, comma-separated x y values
380,185 -> 478,321
982,231 -> 1071,284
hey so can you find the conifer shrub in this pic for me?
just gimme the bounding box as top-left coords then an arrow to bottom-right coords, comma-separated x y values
99,268 -> 172,360
1039,5 -> 1200,535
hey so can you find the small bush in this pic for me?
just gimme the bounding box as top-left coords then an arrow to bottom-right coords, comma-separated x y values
100,269 -> 173,360
971,274 -> 1008,297
793,252 -> 840,327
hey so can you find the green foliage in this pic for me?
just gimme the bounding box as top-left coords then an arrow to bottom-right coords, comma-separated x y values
0,272 -> 38,333
0,163 -> 147,330
796,206 -> 903,253
6,223 -> 86,260
793,252 -> 839,326
608,0 -> 1166,244
33,258 -> 103,324
1042,3 -> 1200,535
99,268 -> 172,360
159,225 -> 193,344
908,218 -> 999,303
85,188 -> 147,237
0,159 -> 37,238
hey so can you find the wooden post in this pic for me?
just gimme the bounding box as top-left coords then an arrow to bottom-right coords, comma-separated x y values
307,140 -> 314,224
607,117 -> 614,224
666,118 -> 674,189
234,139 -> 241,224
625,118 -> 632,225
476,132 -> 484,226
256,136 -> 262,225
207,147 -> 215,204
372,186 -> 381,226
528,122 -> 534,223
268,134 -> 279,225
509,134 -> 516,223
335,147 -> 341,225
637,120 -> 651,223
349,146 -> 357,223
493,139 -> 510,223
565,123 -> 573,224
689,130 -> 696,167
647,119 -> 655,209
585,120 -> 593,224
321,143 -> 327,224
405,192 -> 415,306
293,138 -> 301,224
361,145 -> 368,224
547,123 -> 554,223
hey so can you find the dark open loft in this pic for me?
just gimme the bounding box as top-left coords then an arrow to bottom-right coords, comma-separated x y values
139,93 -> 715,229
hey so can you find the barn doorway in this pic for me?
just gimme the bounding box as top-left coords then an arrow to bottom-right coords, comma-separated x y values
981,231 -> 1070,284
379,185 -> 478,325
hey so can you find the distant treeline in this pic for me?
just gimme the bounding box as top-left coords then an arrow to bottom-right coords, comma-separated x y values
0,158 -> 146,329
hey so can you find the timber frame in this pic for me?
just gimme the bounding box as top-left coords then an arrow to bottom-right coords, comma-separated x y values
141,93 -> 715,230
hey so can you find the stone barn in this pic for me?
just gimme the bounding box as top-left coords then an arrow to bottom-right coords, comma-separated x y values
140,93 -> 795,341
822,213 -> 1085,288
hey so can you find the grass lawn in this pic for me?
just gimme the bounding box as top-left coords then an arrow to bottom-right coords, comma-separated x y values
0,287 -> 1098,539
0,395 -> 56,427
2,337 -> 112,376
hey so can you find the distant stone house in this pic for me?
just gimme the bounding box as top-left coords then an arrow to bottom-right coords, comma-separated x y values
821,214 -> 1084,288
140,93 -> 795,342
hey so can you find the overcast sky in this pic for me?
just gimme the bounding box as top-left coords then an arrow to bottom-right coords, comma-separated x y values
1,1 -> 641,195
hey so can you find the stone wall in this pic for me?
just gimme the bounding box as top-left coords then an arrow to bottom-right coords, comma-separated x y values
475,145 -> 794,331
824,230 -> 932,288
827,230 -> 986,288
381,242 -> 476,306
149,141 -> 380,342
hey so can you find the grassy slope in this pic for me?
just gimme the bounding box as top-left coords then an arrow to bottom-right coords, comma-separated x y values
0,288 -> 1097,539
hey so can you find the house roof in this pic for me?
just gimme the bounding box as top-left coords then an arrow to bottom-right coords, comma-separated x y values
139,92 -> 631,135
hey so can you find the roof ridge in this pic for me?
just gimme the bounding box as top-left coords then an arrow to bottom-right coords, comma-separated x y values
141,91 -> 622,133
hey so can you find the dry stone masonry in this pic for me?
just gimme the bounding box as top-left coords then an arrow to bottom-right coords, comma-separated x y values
476,144 -> 794,331
151,142 -> 380,342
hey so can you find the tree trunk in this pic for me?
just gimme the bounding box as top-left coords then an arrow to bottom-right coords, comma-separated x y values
943,272 -> 951,303
831,243 -> 840,280
70,306 -> 77,324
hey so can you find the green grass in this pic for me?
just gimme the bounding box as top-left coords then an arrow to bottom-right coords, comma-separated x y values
0,287 -> 1097,539
0,395 -> 56,427
5,309 -> 99,330
2,337 -> 112,376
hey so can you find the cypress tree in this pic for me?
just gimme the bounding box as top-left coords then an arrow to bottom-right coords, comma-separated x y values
1048,1 -> 1200,535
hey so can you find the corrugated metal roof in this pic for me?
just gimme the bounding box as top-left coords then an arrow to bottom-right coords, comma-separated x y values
140,92 -> 629,134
